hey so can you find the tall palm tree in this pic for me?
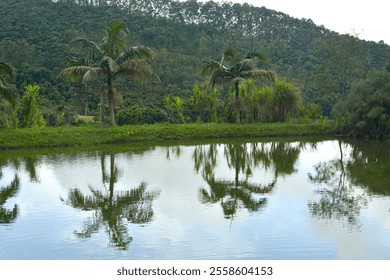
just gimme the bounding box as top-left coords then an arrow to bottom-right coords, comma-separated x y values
61,22 -> 158,126
0,61 -> 16,109
202,48 -> 275,123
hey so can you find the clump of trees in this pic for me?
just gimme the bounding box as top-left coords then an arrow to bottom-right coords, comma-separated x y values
333,68 -> 390,139
202,48 -> 275,123
191,78 -> 301,124
191,48 -> 301,124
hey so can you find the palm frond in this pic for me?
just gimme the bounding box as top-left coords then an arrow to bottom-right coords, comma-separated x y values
201,60 -> 225,75
61,66 -> 92,82
99,56 -> 120,74
0,62 -> 15,81
61,66 -> 106,83
83,68 -> 107,83
67,57 -> 96,67
0,62 -> 16,108
118,60 -> 159,82
116,46 -> 154,64
102,22 -> 129,58
241,69 -> 276,81
245,49 -> 269,63
71,37 -> 103,59
0,84 -> 16,108
222,47 -> 238,64
202,60 -> 234,89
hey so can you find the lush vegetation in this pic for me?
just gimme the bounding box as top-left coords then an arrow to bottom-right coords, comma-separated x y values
333,68 -> 390,139
0,0 -> 390,140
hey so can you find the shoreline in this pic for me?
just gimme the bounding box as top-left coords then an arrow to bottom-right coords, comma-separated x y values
0,121 -> 335,151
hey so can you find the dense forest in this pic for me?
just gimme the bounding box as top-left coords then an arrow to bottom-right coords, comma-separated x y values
0,0 -> 389,138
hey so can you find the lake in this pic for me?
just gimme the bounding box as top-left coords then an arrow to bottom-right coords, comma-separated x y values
1,138 -> 389,260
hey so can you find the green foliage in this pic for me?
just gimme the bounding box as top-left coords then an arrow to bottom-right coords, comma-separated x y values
208,87 -> 220,123
0,104 -> 18,129
192,84 -> 207,123
222,79 -> 301,124
333,70 -> 390,139
164,95 -> 186,124
192,84 -> 220,123
271,80 -> 301,122
297,103 -> 324,123
19,85 -> 46,128
116,105 -> 164,125
303,34 -> 366,117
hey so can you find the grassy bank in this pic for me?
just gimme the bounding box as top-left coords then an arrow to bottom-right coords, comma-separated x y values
0,121 -> 335,150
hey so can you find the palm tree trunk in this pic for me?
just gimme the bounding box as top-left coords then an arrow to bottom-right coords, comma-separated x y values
99,91 -> 106,126
84,102 -> 88,116
235,81 -> 241,124
107,76 -> 116,126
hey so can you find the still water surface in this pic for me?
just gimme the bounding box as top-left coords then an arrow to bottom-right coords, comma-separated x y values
1,139 -> 389,259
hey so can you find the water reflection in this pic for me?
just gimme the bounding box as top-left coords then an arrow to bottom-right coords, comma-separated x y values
1,140 -> 389,259
1,158 -> 21,224
347,141 -> 390,195
61,152 -> 160,250
24,156 -> 41,183
0,154 -> 44,225
0,175 -> 20,224
308,140 -> 390,231
193,142 -> 301,220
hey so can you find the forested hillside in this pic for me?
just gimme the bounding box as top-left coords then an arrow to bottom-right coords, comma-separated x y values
1,0 -> 390,137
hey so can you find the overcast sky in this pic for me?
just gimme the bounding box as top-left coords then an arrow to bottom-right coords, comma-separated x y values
207,0 -> 389,44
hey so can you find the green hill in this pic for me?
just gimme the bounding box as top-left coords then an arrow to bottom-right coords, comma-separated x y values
1,0 -> 390,125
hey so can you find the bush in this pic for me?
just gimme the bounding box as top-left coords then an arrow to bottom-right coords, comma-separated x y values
271,80 -> 301,122
116,105 -> 165,125
19,85 -> 46,128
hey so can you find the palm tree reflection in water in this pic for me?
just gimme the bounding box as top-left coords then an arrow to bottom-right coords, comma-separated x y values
0,175 -> 20,224
62,152 -> 160,250
194,142 -> 300,220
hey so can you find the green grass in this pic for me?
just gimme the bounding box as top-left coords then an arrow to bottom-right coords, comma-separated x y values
0,121 -> 335,150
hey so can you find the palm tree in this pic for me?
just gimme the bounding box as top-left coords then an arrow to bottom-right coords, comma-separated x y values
0,61 -> 16,108
202,48 -> 275,123
61,22 -> 158,126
